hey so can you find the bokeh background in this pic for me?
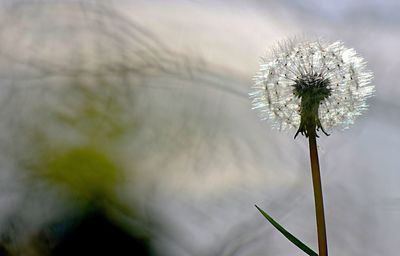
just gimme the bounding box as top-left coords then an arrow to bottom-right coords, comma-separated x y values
0,0 -> 398,255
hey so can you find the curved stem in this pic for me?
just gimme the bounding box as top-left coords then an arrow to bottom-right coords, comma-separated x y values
308,127 -> 328,256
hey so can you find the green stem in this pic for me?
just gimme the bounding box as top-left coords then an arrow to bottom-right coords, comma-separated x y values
308,127 -> 328,256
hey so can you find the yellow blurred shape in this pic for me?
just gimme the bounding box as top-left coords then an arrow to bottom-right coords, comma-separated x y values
42,146 -> 121,199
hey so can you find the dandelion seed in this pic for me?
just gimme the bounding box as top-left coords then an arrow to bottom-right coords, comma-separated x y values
250,37 -> 374,138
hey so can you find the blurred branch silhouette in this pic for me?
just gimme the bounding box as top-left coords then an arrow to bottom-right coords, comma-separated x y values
0,1 -> 267,255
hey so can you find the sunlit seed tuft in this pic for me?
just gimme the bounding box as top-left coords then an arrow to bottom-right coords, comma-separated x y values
250,37 -> 374,136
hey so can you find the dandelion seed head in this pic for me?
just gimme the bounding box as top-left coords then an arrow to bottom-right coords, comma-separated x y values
250,37 -> 374,137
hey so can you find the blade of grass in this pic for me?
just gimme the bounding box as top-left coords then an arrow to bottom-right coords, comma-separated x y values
255,205 -> 318,256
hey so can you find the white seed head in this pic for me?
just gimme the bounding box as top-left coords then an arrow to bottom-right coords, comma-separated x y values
250,37 -> 374,133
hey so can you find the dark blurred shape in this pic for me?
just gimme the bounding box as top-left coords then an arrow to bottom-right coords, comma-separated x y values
50,209 -> 152,256
0,244 -> 10,256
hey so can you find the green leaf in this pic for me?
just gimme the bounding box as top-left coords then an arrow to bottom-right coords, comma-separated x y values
255,205 -> 318,256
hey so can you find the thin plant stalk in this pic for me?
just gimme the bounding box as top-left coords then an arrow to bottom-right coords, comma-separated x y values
307,126 -> 328,256
251,37 -> 373,256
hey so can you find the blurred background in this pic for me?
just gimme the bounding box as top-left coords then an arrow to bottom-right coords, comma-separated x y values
0,0 -> 398,255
